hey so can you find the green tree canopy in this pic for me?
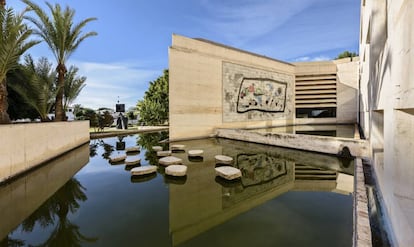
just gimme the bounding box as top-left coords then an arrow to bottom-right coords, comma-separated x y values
64,66 -> 86,111
137,69 -> 168,125
0,6 -> 39,123
8,55 -> 56,121
23,0 -> 97,121
335,51 -> 358,59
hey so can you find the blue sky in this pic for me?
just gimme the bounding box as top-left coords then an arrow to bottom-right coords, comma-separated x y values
10,0 -> 360,110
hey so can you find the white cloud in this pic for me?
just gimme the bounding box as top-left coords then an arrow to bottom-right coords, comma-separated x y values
199,0 -> 317,46
70,60 -> 160,110
293,55 -> 331,62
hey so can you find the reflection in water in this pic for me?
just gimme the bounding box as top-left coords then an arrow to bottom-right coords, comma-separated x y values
1,178 -> 96,246
1,134 -> 353,247
26,179 -> 95,246
169,138 -> 354,246
137,131 -> 169,166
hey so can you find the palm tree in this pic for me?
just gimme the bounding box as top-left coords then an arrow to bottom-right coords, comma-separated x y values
63,66 -> 86,111
22,0 -> 97,121
9,55 -> 57,121
0,5 -> 39,123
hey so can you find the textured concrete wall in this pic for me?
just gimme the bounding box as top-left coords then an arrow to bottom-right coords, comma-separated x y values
335,58 -> 359,123
360,0 -> 414,246
0,121 -> 90,183
169,35 -> 295,140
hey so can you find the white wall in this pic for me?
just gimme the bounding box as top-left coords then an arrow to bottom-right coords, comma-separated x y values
359,0 -> 414,246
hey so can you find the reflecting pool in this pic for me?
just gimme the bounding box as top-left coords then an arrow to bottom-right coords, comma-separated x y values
0,132 -> 354,247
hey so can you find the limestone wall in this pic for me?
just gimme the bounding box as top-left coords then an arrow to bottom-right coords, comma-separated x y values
360,0 -> 414,246
169,35 -> 295,140
0,121 -> 90,183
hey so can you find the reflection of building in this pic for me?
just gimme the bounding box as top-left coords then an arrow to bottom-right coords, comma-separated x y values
168,139 -> 353,246
0,144 -> 89,240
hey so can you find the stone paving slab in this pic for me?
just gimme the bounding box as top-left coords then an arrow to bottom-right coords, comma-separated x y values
159,156 -> 183,166
165,165 -> 187,177
157,150 -> 172,157
215,166 -> 241,180
188,150 -> 204,157
125,157 -> 141,166
215,155 -> 233,164
130,165 -> 157,176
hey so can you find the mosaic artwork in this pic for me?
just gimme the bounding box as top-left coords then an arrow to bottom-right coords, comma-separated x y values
222,62 -> 293,122
236,153 -> 288,187
237,78 -> 287,113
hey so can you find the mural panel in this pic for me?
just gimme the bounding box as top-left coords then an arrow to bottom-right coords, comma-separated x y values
237,78 -> 287,113
222,62 -> 294,122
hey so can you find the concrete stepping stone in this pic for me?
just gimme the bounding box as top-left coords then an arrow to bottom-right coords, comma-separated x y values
188,150 -> 204,157
157,150 -> 172,157
165,165 -> 187,177
215,166 -> 242,180
130,165 -> 157,176
109,154 -> 127,163
152,146 -> 163,151
215,155 -> 233,164
171,144 -> 186,151
159,156 -> 183,166
125,157 -> 141,166
125,146 -> 140,153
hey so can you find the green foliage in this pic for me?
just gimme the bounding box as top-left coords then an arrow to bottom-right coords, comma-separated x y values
0,6 -> 40,123
137,69 -> 168,125
335,51 -> 358,59
22,0 -> 97,121
8,55 -> 56,121
7,82 -> 38,120
98,111 -> 113,130
64,66 -> 86,111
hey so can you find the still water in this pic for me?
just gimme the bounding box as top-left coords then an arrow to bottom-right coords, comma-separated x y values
0,132 -> 354,247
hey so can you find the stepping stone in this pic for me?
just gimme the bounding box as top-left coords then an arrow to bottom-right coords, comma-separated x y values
171,144 -> 186,151
125,157 -> 141,166
125,146 -> 140,153
215,155 -> 233,164
157,150 -> 172,157
130,165 -> 157,176
165,165 -> 187,177
152,146 -> 163,151
109,154 -> 127,163
188,150 -> 204,157
215,166 -> 242,180
159,156 -> 183,166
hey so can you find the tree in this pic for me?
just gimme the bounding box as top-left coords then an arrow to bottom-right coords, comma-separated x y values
0,6 -> 39,123
63,66 -> 86,111
335,51 -> 358,60
23,0 -> 97,121
8,55 -> 57,121
137,69 -> 168,125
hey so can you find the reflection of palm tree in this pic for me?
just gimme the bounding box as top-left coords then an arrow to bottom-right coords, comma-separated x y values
0,235 -> 25,247
38,217 -> 96,247
19,178 -> 97,246
137,131 -> 168,166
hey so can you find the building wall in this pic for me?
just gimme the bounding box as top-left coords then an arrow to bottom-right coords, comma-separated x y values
169,34 -> 295,140
360,0 -> 414,246
0,121 -> 90,183
169,35 -> 359,141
